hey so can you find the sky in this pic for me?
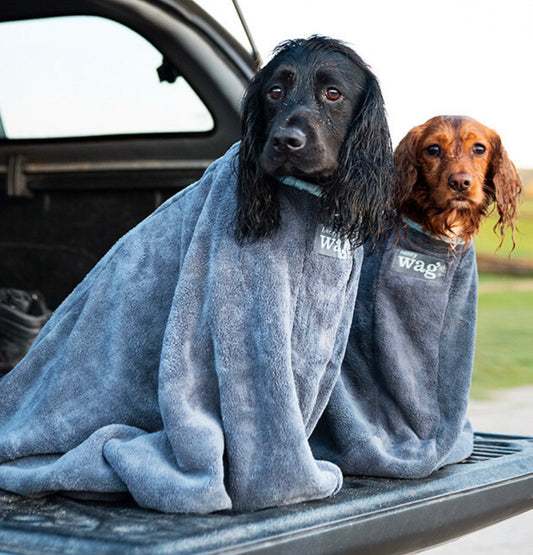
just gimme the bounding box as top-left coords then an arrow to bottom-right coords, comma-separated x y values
1,0 -> 531,169
198,0 -> 533,169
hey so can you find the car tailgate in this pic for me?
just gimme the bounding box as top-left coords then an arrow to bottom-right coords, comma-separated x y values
0,432 -> 531,554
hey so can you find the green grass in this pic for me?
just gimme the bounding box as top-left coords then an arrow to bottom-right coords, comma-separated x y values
470,194 -> 533,398
474,196 -> 533,258
471,275 -> 533,398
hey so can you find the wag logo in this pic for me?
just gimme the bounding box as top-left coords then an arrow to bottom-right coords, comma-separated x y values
313,224 -> 350,260
392,249 -> 447,281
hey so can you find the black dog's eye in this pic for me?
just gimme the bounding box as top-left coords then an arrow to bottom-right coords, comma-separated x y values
472,143 -> 486,156
325,88 -> 341,101
268,86 -> 283,100
425,144 -> 441,157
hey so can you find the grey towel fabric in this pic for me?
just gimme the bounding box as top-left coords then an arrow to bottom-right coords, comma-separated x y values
0,144 -> 363,513
311,224 -> 476,478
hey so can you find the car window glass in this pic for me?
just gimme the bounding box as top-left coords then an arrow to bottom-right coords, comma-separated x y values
0,16 -> 214,139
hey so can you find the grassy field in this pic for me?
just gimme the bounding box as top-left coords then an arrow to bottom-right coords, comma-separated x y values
474,195 -> 533,258
471,194 -> 533,398
472,276 -> 533,398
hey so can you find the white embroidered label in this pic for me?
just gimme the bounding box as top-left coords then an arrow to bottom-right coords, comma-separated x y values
392,249 -> 447,281
313,224 -> 350,260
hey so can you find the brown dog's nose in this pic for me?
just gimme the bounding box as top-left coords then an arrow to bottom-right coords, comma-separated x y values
271,127 -> 306,151
448,173 -> 472,192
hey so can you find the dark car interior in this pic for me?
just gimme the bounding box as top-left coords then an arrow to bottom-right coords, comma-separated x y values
0,0 -> 254,308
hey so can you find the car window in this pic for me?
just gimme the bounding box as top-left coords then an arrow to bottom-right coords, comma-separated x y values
0,16 -> 214,139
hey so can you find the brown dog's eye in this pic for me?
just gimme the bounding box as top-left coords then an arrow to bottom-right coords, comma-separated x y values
425,144 -> 441,157
268,86 -> 283,100
472,143 -> 486,156
326,88 -> 341,101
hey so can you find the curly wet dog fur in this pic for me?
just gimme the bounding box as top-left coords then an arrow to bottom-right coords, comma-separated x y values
237,36 -> 396,249
394,115 -> 521,247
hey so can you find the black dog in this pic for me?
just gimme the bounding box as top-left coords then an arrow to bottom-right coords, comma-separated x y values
0,36 -> 398,514
237,36 -> 395,248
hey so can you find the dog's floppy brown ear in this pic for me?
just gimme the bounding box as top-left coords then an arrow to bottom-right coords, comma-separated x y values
488,132 -> 522,249
393,126 -> 422,211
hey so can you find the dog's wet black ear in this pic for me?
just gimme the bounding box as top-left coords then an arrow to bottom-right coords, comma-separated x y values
239,75 -> 265,167
236,73 -> 280,243
322,73 -> 396,250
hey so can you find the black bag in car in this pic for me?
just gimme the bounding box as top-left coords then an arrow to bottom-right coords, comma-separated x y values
0,289 -> 51,376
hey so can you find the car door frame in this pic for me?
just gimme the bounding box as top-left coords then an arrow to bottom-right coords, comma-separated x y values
0,0 -> 256,198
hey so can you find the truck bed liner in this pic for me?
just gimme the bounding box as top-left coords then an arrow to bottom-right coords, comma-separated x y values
0,433 -> 532,554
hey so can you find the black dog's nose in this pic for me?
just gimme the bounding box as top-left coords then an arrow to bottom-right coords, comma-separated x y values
271,127 -> 306,151
448,173 -> 472,192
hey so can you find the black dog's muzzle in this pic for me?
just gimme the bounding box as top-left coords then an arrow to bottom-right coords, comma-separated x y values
270,126 -> 307,152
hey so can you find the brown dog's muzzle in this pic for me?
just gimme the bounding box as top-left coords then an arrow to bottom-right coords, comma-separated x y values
448,172 -> 472,192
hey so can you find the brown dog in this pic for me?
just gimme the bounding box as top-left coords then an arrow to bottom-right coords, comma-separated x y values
394,115 -> 521,247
